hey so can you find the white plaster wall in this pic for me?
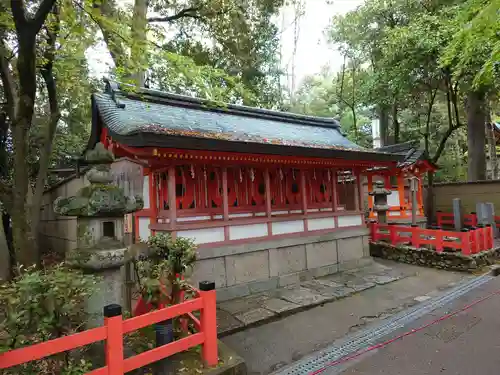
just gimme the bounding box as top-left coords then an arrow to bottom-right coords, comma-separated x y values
320,208 -> 333,212
143,175 -> 150,209
229,223 -> 268,240
307,217 -> 336,231
272,220 -> 304,235
255,212 -> 267,217
290,210 -> 303,214
229,213 -> 253,218
387,191 -> 400,207
337,215 -> 363,227
177,216 -> 211,222
272,211 -> 289,215
138,217 -> 151,241
177,227 -> 225,244
307,208 -> 320,213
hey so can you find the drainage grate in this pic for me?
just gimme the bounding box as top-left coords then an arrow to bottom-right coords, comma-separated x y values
273,274 -> 493,375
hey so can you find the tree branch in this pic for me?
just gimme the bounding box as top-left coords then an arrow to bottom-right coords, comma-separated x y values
31,4 -> 61,262
10,0 -> 27,29
0,36 -> 17,120
432,80 -> 457,164
32,0 -> 57,34
147,7 -> 201,22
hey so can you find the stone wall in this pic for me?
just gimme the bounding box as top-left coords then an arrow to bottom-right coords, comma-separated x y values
39,174 -> 88,253
189,227 -> 372,302
370,241 -> 500,272
431,180 -> 500,213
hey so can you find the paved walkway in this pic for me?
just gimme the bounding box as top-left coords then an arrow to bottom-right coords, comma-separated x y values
331,273 -> 500,375
221,260 -> 473,374
216,261 -> 413,336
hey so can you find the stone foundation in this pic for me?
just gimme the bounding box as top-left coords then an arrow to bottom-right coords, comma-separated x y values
189,227 -> 371,302
370,241 -> 500,272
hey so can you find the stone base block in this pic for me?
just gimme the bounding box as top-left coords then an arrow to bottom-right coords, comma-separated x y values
194,228 -> 369,302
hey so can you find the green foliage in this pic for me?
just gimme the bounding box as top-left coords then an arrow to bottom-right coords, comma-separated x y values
441,0 -> 500,87
0,263 -> 98,374
135,233 -> 197,307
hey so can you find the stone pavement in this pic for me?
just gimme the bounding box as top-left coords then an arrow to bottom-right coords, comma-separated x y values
331,273 -> 500,375
216,260 -> 417,337
221,260 -> 473,374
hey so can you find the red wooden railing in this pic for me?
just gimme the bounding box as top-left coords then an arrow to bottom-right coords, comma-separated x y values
0,281 -> 218,374
370,223 -> 494,255
436,211 -> 500,229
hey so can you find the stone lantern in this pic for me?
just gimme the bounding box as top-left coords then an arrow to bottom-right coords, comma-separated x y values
54,142 -> 144,326
369,181 -> 391,224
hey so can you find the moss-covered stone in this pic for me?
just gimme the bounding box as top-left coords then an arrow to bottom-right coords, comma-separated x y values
54,184 -> 143,217
84,142 -> 114,164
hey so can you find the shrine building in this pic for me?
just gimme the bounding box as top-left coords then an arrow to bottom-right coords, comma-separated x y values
70,80 -> 430,300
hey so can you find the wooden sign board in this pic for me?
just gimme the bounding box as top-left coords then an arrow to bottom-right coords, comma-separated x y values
124,214 -> 133,234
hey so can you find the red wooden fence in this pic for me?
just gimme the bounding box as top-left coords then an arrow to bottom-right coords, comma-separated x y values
370,223 -> 493,255
436,211 -> 500,229
0,281 -> 218,374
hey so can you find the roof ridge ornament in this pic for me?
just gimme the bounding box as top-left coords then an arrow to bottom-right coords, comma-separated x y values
104,78 -> 126,109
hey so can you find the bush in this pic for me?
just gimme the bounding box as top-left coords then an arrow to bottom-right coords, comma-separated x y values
135,233 -> 197,307
0,263 -> 98,374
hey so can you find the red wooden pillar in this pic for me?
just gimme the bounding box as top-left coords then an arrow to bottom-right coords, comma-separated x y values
168,166 -> 177,239
332,169 -> 339,227
384,174 -> 391,189
264,168 -> 272,236
354,170 -> 363,212
416,175 -> 424,215
367,174 -> 374,218
222,167 -> 229,241
149,171 -> 158,236
397,174 -> 405,217
300,170 -> 308,232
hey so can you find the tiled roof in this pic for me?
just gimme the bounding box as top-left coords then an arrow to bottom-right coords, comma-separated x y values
90,81 -> 405,163
93,92 -> 364,152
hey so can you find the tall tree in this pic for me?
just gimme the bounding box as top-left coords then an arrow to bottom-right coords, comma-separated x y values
92,0 -> 285,107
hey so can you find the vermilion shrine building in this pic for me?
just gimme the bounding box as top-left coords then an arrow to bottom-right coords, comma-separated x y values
52,81 -> 432,300
367,141 -> 436,224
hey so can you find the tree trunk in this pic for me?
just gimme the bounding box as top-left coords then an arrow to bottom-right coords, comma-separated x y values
466,90 -> 487,181
0,215 -> 10,281
392,101 -> 399,144
486,110 -> 497,180
425,170 -> 434,226
11,121 -> 35,267
131,0 -> 147,87
379,105 -> 390,146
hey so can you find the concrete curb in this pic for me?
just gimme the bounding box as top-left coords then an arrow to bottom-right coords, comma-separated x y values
218,281 -> 380,338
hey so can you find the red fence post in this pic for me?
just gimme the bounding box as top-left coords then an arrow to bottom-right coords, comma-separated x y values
389,224 -> 397,245
199,281 -> 218,367
104,304 -> 124,375
486,225 -> 494,249
434,229 -> 443,252
436,211 -> 443,227
470,212 -> 478,226
411,224 -> 420,248
369,221 -> 377,241
477,225 -> 485,251
461,228 -> 471,255
470,228 -> 478,254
